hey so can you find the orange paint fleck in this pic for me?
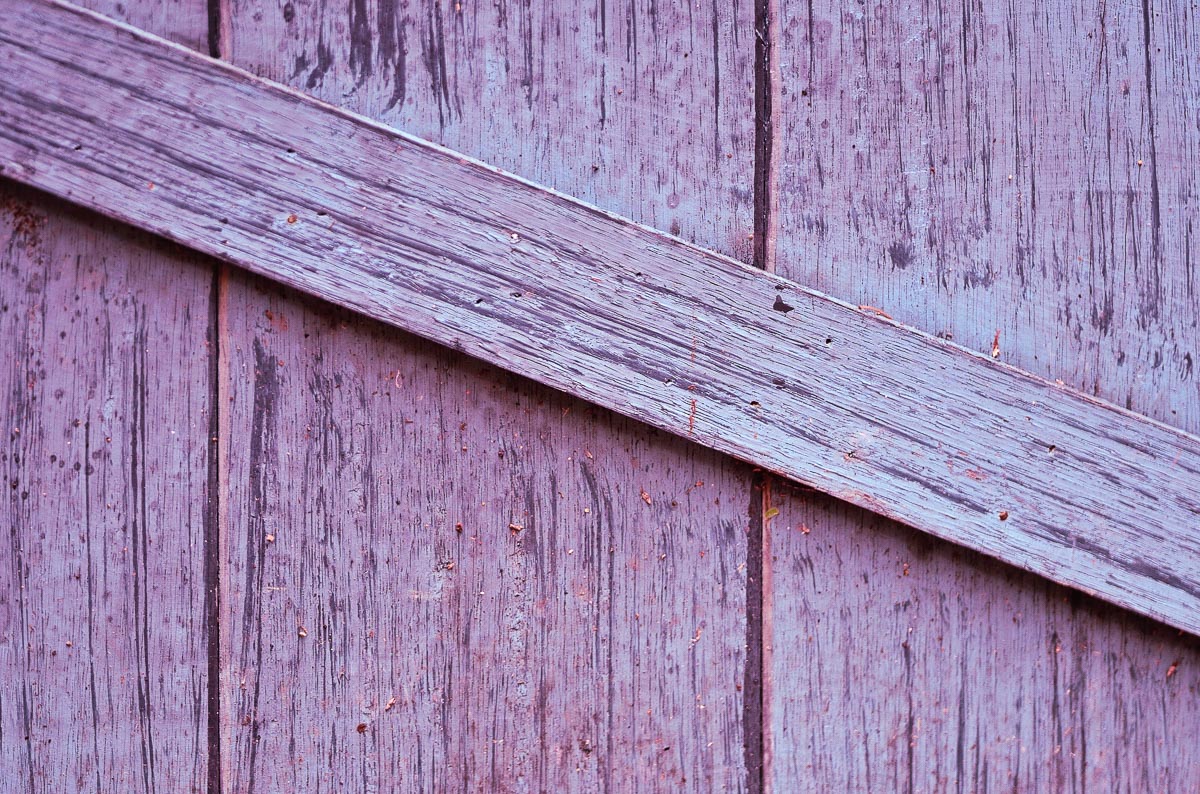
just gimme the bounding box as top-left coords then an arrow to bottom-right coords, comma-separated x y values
857,304 -> 893,320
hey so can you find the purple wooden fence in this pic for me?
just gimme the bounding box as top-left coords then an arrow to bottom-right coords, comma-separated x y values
1,0 -> 1197,791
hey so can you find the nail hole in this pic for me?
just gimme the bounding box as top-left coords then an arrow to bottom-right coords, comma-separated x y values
510,291 -> 522,298
474,298 -> 484,305
1047,445 -> 1056,453
749,401 -> 760,408
998,511 -> 1009,521
825,337 -> 833,345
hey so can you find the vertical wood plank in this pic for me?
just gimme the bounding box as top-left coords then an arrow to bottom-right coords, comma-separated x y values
768,484 -> 1200,792
0,186 -> 214,792
767,0 -> 1200,789
0,5 -> 215,792
220,0 -> 757,789
221,279 -> 753,790
225,0 -> 756,258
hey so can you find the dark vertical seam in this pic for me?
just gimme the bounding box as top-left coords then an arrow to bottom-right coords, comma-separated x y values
204,265 -> 223,794
743,473 -> 767,794
205,1 -> 225,787
752,0 -> 774,273
206,0 -> 223,58
745,0 -> 774,789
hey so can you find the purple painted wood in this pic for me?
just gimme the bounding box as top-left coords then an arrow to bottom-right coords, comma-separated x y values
4,2 -> 1199,635
0,3 -> 216,791
766,0 -> 1200,788
220,275 -> 754,790
767,483 -> 1200,792
0,183 -> 214,792
217,0 -> 757,789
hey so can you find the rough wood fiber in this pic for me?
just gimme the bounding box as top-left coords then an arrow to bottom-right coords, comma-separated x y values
225,0 -> 756,259
220,274 -> 752,791
219,0 -> 756,789
0,1 -> 215,790
1,0 -> 1199,634
0,184 -> 213,792
766,1 -> 1200,788
767,482 -> 1200,793
772,0 -> 1199,432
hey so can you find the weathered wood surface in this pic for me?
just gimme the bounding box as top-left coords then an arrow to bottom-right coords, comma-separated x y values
765,0 -> 1200,788
2,1 -> 1200,634
218,0 -> 757,789
0,1 -> 217,791
0,183 -> 214,791
221,275 -> 753,791
767,483 -> 1200,792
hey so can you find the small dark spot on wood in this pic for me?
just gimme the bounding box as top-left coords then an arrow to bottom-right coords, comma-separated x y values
1047,445 -> 1057,453
510,291 -> 522,298
749,401 -> 760,407
825,337 -> 833,345
474,298 -> 484,305
282,2 -> 295,22
356,723 -> 367,734
579,739 -> 594,754
72,144 -> 82,151
998,511 -> 1009,521
887,241 -> 913,270
773,295 -> 794,313
286,148 -> 295,154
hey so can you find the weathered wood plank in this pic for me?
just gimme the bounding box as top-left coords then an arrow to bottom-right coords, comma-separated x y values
766,0 -> 1200,787
0,2 -> 216,791
1,0 -> 1199,634
225,0 -> 756,259
0,184 -> 213,792
221,274 -> 753,791
219,0 -> 757,789
767,483 -> 1200,792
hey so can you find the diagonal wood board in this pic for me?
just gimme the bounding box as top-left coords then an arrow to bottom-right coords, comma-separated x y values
1,0 -> 1198,634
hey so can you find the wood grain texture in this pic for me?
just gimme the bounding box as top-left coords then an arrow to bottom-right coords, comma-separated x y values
0,2 -> 216,791
220,273 -> 752,791
766,1 -> 1200,788
0,184 -> 213,792
2,0 -> 1199,633
218,0 -> 757,789
771,0 -> 1199,432
225,0 -> 756,259
767,482 -> 1200,793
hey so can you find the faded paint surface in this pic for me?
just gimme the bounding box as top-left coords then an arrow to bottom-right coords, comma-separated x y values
767,1 -> 1200,790
218,0 -> 757,789
3,1 -> 1199,634
0,3 -> 216,792
0,185 -> 215,791
0,0 -> 1197,791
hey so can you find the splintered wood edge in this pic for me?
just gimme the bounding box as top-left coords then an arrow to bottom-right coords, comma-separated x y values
1,0 -> 1198,634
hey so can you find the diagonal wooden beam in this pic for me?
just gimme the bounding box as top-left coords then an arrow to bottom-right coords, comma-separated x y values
2,0 -> 1199,634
